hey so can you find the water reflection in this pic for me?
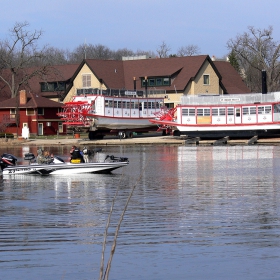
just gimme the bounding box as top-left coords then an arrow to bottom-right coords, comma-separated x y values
0,145 -> 280,280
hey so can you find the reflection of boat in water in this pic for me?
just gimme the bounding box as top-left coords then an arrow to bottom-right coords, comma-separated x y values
0,152 -> 129,175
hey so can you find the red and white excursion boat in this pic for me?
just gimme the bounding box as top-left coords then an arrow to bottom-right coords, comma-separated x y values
150,92 -> 280,139
58,90 -> 165,139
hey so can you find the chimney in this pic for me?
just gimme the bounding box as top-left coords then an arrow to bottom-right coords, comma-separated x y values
19,90 -> 27,105
262,70 -> 267,94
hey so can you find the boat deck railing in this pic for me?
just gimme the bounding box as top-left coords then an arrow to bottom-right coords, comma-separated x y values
76,88 -> 166,98
180,92 -> 280,105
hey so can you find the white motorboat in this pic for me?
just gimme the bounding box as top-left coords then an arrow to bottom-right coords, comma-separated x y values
0,152 -> 129,175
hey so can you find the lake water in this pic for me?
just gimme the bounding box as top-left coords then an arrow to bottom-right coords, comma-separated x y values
1,144 -> 280,280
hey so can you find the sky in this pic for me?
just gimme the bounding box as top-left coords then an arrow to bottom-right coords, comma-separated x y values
0,0 -> 279,58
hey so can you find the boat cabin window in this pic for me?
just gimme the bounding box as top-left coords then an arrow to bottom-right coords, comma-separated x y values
182,108 -> 195,116
212,108 -> 218,116
243,107 -> 249,115
258,106 -> 271,114
250,107 -> 256,115
227,108 -> 234,115
105,99 -> 113,108
243,106 -> 257,115
212,108 -> 225,116
258,106 -> 264,114
114,101 -> 122,108
274,104 -> 280,113
197,108 -> 210,116
265,106 -> 271,113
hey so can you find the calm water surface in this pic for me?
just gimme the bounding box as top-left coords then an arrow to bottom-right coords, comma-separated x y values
0,144 -> 280,280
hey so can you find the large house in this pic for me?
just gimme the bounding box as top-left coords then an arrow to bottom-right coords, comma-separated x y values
63,55 -> 251,108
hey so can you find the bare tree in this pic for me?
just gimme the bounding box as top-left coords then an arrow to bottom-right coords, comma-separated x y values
227,26 -> 280,92
42,47 -> 71,65
177,44 -> 200,56
69,43 -> 112,62
156,41 -> 171,58
0,21 -> 49,98
112,48 -> 134,60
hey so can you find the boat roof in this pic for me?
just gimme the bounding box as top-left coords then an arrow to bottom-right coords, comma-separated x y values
180,92 -> 280,106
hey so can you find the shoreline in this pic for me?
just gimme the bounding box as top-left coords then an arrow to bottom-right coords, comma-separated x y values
1,135 -> 280,147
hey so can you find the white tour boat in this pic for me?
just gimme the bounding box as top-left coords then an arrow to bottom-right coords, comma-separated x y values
0,152 -> 129,175
58,89 -> 165,139
150,92 -> 280,139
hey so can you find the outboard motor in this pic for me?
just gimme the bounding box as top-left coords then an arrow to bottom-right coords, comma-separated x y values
0,153 -> 17,170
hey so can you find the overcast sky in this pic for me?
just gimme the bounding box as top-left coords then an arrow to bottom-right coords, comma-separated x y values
1,0 -> 279,58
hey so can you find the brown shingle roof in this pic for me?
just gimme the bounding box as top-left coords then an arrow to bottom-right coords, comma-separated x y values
213,61 -> 251,94
0,92 -> 62,109
0,63 -> 79,101
83,56 -> 251,94
83,55 -> 215,92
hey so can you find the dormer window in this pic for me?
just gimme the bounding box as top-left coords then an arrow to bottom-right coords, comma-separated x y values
41,82 -> 66,92
141,77 -> 170,87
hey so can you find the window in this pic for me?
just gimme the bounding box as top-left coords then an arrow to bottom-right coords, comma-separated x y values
203,75 -> 210,85
249,107 -> 256,115
197,108 -> 210,116
82,74 -> 91,88
265,106 -> 271,113
163,78 -> 170,86
141,77 -> 170,87
38,108 -> 44,115
212,108 -> 218,116
242,107 -> 249,115
156,78 -> 162,86
26,108 -> 35,116
10,108 -> 16,119
227,107 -> 234,115
236,108 -> 240,117
243,106 -> 256,115
149,79 -> 155,86
182,108 -> 195,116
58,122 -> 63,133
41,82 -> 66,92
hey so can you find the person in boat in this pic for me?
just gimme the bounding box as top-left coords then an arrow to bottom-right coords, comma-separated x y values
70,146 -> 84,163
37,149 -> 54,164
82,146 -> 89,163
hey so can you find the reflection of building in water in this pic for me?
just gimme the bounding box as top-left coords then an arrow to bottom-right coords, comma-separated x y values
177,146 -> 277,192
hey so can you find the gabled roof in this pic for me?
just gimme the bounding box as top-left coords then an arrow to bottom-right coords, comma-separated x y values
123,55 -> 218,91
0,92 -> 63,109
74,55 -> 219,92
71,56 -> 249,94
213,61 -> 251,94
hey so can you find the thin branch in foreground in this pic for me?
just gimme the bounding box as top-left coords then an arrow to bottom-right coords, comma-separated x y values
99,179 -> 121,280
102,159 -> 150,280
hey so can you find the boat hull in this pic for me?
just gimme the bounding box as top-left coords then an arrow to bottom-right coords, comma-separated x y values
176,123 -> 280,139
2,162 -> 129,175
